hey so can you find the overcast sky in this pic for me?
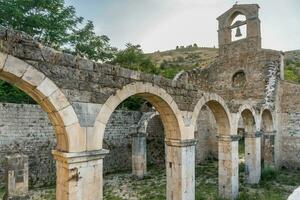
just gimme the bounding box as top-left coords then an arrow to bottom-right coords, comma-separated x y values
65,0 -> 300,53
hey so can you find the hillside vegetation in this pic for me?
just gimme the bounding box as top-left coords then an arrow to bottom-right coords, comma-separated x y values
284,50 -> 300,83
146,46 -> 218,78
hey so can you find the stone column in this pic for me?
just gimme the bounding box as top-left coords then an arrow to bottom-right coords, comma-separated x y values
218,135 -> 239,200
244,131 -> 261,184
165,139 -> 197,200
132,132 -> 147,178
261,131 -> 276,168
52,149 -> 109,200
4,154 -> 29,200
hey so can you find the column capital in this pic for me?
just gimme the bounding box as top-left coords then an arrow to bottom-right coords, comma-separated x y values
244,131 -> 262,138
217,134 -> 241,141
165,139 -> 197,147
52,149 -> 109,164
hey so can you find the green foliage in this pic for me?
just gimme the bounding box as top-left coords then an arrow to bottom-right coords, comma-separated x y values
0,80 -> 35,104
117,96 -> 145,111
0,0 -> 82,48
0,0 -> 117,105
69,21 -> 116,62
0,0 -> 114,62
284,59 -> 300,83
112,43 -> 159,74
159,66 -> 182,79
261,166 -> 277,182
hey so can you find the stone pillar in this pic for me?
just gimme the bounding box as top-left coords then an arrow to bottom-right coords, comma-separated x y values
52,149 -> 109,200
4,154 -> 29,200
218,135 -> 239,200
244,131 -> 261,184
132,132 -> 147,178
165,139 -> 197,200
261,131 -> 276,168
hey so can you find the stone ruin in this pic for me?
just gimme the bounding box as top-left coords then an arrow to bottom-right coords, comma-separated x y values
0,3 -> 299,200
3,154 -> 29,200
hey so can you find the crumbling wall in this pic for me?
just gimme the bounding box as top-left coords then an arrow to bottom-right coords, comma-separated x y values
278,81 -> 300,169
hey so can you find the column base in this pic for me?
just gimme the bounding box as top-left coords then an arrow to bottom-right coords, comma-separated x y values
52,149 -> 109,200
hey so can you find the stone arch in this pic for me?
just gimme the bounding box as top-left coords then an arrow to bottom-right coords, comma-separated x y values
236,104 -> 258,133
227,10 -> 247,27
192,93 -> 238,199
0,53 -> 83,152
232,70 -> 247,89
92,82 -> 187,149
236,104 -> 261,184
191,93 -> 232,136
260,108 -> 275,167
260,109 -> 274,132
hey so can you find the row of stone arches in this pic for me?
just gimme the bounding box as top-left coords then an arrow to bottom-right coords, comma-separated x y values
0,53 -> 275,200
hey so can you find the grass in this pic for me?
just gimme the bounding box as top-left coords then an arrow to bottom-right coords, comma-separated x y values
1,161 -> 298,200
0,187 -> 5,199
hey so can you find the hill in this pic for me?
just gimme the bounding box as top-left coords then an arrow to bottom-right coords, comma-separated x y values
147,47 -> 300,84
285,50 -> 300,62
146,46 -> 218,78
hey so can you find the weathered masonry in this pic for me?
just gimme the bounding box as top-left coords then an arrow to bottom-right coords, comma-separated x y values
0,3 -> 299,200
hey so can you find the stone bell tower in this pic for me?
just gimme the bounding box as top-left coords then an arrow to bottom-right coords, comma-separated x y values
217,4 -> 261,56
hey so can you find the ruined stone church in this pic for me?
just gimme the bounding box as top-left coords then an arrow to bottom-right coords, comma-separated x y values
0,3 -> 299,200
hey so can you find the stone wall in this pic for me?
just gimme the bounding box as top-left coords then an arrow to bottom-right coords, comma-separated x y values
147,115 -> 165,166
195,106 -> 218,164
278,81 -> 300,169
0,103 -> 56,188
103,110 -> 142,173
0,103 -> 171,186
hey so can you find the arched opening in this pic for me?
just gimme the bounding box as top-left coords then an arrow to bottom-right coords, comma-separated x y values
102,102 -> 166,199
236,108 -> 260,185
0,80 -> 57,198
232,70 -> 247,89
230,13 -> 247,42
260,109 -> 275,167
191,94 -> 235,199
94,82 -> 193,199
0,54 -> 80,199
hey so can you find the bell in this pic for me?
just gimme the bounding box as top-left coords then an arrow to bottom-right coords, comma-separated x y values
235,26 -> 242,37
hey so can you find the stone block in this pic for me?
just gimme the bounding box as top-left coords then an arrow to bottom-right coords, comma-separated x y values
4,154 -> 29,200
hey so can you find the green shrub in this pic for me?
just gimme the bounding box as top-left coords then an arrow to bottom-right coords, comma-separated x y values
0,80 -> 35,104
261,166 -> 277,182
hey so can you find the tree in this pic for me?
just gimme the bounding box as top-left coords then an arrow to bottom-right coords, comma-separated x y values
111,43 -> 159,74
0,0 -> 115,61
0,0 -> 117,104
0,0 -> 82,48
69,21 -> 116,62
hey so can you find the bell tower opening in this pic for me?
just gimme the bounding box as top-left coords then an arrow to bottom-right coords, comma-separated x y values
230,14 -> 247,42
217,4 -> 261,55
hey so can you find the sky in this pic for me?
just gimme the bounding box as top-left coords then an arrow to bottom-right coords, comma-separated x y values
65,0 -> 300,53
